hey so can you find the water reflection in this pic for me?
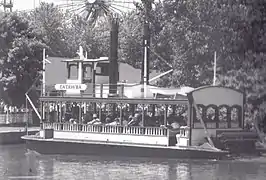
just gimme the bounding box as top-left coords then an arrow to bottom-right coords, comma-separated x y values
39,157 -> 55,179
168,161 -> 192,180
1,145 -> 266,180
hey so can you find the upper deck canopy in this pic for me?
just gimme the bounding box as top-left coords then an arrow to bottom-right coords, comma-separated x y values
40,85 -> 193,105
123,84 -> 194,99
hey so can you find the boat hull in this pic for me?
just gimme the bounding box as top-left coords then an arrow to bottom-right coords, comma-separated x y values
23,136 -> 227,160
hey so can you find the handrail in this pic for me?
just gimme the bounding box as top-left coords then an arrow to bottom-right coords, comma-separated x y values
42,122 -> 168,137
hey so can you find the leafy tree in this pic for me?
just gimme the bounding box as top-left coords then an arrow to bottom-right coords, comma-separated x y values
0,12 -> 47,107
28,2 -> 71,57
218,0 -> 266,121
119,11 -> 143,68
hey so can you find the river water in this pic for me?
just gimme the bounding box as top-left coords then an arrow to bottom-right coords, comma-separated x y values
0,144 -> 266,180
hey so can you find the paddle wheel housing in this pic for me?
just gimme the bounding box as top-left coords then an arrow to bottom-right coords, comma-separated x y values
187,86 -> 259,154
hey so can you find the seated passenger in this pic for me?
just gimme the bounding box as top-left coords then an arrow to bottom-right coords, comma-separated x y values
105,114 -> 112,124
69,118 -> 75,123
83,113 -> 93,124
106,118 -> 120,126
123,115 -> 131,126
73,120 -> 77,124
128,113 -> 141,126
87,114 -> 101,125
171,120 -> 180,129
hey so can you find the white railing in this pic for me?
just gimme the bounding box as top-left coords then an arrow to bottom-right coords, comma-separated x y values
62,123 -> 80,131
123,126 -> 144,134
42,122 -> 168,137
53,123 -> 61,131
102,126 -> 122,134
82,124 -> 102,132
145,127 -> 167,136
42,122 -> 53,129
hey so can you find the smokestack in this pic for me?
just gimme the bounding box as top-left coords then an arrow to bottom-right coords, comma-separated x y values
108,18 -> 119,96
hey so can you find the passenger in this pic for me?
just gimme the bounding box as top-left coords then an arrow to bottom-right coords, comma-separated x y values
171,120 -> 180,129
128,115 -> 133,121
105,114 -> 112,124
128,113 -> 141,126
106,118 -> 120,126
87,114 -> 101,125
69,118 -> 75,123
83,113 -> 92,124
123,115 -> 132,126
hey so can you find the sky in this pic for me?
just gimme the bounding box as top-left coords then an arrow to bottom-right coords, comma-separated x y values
9,0 -> 138,12
13,0 -> 54,11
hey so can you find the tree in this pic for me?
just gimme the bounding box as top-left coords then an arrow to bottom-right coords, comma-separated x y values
28,2 -> 71,57
119,11 -> 143,68
218,0 -> 266,122
0,12 -> 47,107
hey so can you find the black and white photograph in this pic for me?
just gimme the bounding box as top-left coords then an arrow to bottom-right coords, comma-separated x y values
0,0 -> 266,179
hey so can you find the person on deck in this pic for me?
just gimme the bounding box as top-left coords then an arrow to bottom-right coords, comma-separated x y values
87,114 -> 101,125
128,113 -> 141,126
105,114 -> 112,124
106,118 -> 120,126
123,115 -> 132,126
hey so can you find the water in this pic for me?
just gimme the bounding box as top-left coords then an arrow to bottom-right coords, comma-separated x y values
0,144 -> 266,180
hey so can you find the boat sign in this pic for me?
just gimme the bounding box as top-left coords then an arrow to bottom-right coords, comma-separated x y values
54,84 -> 87,91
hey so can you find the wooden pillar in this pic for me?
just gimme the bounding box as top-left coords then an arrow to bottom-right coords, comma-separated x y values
99,103 -> 102,122
79,102 -> 82,124
59,101 -> 63,123
121,84 -> 124,97
164,105 -> 167,126
100,84 -> 103,97
83,102 -> 86,114
119,103 -> 123,125
40,101 -> 44,124
172,105 -> 177,115
187,102 -> 192,146
92,62 -> 97,113
142,104 -> 145,127
130,104 -> 135,116
67,62 -> 70,79
215,106 -> 219,128
57,102 -> 60,123
152,105 -> 155,117
227,107 -> 231,128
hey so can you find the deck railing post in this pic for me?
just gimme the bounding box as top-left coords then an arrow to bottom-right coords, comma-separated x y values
100,84 -> 103,98
121,84 -> 124,98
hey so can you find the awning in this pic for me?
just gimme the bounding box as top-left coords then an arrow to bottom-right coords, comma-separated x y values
124,85 -> 194,99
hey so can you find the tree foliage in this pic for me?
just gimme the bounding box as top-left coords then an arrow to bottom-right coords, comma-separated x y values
0,13 -> 47,107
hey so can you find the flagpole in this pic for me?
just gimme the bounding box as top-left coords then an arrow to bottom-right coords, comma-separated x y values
42,48 -> 46,121
213,51 -> 217,86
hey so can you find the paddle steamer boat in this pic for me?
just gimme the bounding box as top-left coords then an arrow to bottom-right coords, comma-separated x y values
22,50 -> 258,159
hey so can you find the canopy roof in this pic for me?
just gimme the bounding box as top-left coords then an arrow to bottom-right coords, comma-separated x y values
123,84 -> 194,99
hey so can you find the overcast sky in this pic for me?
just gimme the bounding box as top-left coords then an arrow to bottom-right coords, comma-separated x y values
13,0 -> 53,11
10,0 -> 138,11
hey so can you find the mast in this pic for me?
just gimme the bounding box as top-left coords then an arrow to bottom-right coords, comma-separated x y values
42,48 -> 46,97
142,0 -> 152,98
42,49 -> 51,120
